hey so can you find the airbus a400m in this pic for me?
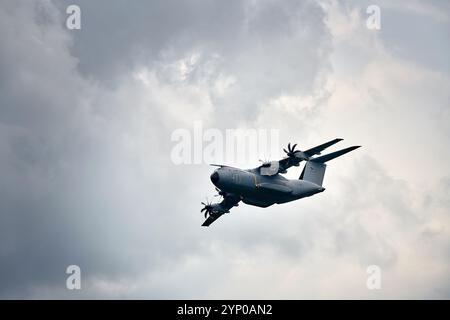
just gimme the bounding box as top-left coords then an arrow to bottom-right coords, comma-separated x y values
201,138 -> 360,226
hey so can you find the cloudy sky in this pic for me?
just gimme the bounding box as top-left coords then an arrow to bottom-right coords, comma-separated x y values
0,0 -> 448,299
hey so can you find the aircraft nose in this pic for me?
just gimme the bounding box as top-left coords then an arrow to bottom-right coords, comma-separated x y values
210,171 -> 219,184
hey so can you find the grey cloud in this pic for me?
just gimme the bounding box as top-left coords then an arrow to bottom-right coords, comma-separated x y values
56,0 -> 332,124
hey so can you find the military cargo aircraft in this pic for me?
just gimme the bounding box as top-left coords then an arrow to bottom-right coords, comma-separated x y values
201,139 -> 360,226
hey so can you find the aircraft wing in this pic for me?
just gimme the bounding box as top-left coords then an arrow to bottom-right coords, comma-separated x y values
202,193 -> 241,227
276,138 -> 343,174
202,211 -> 224,227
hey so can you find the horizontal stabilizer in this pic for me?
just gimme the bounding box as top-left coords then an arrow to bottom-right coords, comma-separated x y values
304,138 -> 343,157
311,146 -> 361,163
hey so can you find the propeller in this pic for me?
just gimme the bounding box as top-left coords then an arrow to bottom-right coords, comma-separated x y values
283,143 -> 300,158
201,200 -> 215,218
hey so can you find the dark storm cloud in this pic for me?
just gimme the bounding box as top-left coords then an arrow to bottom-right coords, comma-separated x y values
0,0 -> 168,296
0,0 -> 332,297
55,0 -> 332,123
57,0 -> 246,83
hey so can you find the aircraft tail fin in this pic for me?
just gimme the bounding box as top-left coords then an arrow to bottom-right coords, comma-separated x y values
299,146 -> 360,186
299,161 -> 327,186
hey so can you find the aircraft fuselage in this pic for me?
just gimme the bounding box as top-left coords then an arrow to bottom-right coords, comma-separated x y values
210,167 -> 325,208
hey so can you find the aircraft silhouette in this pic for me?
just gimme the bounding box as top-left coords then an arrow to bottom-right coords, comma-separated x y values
201,138 -> 360,226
